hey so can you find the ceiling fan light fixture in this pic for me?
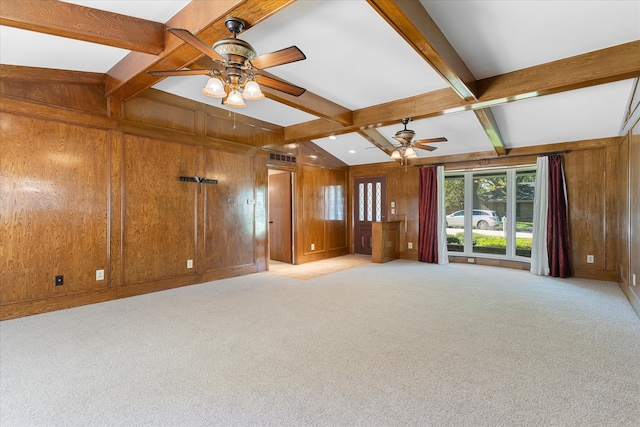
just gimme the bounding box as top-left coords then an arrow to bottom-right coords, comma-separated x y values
202,77 -> 226,98
391,149 -> 402,160
242,80 -> 264,100
224,89 -> 246,108
404,146 -> 417,158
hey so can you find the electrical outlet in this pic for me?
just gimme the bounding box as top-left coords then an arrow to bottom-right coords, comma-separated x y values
55,275 -> 64,286
187,259 -> 193,269
96,270 -> 104,281
587,255 -> 594,263
408,242 -> 413,249
633,274 -> 637,286
311,243 -> 315,251
467,258 -> 475,263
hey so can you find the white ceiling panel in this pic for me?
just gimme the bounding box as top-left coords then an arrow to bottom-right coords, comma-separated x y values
492,79 -> 635,148
313,133 -> 395,166
422,0 -> 640,79
377,112 -> 492,158
238,0 -> 449,110
0,26 -> 129,73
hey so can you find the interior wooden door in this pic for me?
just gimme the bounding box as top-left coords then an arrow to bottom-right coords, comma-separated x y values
354,176 -> 386,255
268,171 -> 293,263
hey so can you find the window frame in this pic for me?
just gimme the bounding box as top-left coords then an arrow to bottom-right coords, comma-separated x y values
445,165 -> 536,261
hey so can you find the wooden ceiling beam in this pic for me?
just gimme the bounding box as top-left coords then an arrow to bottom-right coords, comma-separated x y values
285,41 -> 640,143
367,0 -> 477,101
259,77 -> 353,126
474,108 -> 507,156
475,40 -> 640,104
0,0 -> 164,55
104,0 -> 295,101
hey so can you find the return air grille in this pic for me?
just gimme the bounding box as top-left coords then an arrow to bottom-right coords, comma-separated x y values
269,152 -> 296,164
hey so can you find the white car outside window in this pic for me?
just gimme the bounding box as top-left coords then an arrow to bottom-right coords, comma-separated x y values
446,209 -> 500,229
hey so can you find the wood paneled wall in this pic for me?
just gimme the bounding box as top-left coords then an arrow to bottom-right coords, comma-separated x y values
0,70 -> 297,319
294,165 -> 349,264
1,113 -> 111,305
2,63 -> 635,318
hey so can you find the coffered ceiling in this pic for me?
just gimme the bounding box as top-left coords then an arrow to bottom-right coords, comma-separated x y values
1,0 -> 638,165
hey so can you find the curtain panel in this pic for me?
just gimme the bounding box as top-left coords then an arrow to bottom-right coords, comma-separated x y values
530,156 -> 550,275
418,166 -> 438,263
547,155 -> 572,277
436,166 -> 449,265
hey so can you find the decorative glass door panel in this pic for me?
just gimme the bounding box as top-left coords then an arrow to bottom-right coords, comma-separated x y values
354,177 -> 386,255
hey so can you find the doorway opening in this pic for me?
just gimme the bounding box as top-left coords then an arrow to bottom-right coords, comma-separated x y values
268,169 -> 293,264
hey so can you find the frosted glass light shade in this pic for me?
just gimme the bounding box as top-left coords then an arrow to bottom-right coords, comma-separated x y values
242,81 -> 264,100
404,146 -> 417,158
391,150 -> 401,160
224,89 -> 246,108
202,77 -> 226,98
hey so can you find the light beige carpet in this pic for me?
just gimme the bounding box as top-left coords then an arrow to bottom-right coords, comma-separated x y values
268,254 -> 372,280
2,260 -> 639,426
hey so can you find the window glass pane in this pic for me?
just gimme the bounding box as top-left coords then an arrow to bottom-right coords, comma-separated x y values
515,170 -> 535,258
473,171 -> 506,256
375,182 -> 382,221
367,183 -> 373,222
444,175 -> 465,253
358,183 -> 364,221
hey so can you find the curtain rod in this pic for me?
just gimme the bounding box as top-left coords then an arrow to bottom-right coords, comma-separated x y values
414,150 -> 570,167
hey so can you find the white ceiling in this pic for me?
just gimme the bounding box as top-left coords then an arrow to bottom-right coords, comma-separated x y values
1,0 -> 638,166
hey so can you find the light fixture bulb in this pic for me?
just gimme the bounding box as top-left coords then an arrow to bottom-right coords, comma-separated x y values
404,146 -> 417,158
224,89 -> 246,108
242,80 -> 264,100
391,150 -> 401,160
202,77 -> 226,98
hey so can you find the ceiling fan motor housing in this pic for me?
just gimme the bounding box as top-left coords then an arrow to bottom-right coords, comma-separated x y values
395,129 -> 415,143
213,38 -> 256,64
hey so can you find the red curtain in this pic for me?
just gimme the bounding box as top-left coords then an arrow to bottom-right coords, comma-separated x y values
418,167 -> 438,263
547,155 -> 572,277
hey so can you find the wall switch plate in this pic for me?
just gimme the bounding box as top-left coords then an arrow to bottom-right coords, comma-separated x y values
633,274 -> 637,286
587,255 -> 594,263
55,275 -> 64,286
391,201 -> 396,208
187,259 -> 193,269
311,243 -> 315,251
96,269 -> 104,280
408,242 -> 413,249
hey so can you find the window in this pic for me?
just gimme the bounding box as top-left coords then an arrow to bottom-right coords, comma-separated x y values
445,166 -> 535,259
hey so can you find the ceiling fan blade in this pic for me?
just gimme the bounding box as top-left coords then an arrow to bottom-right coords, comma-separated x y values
256,74 -> 306,97
148,69 -> 212,77
414,137 -> 448,144
167,28 -> 223,61
413,143 -> 438,152
250,46 -> 306,69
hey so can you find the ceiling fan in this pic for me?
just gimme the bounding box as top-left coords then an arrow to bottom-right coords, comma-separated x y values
148,17 -> 306,108
391,118 -> 447,160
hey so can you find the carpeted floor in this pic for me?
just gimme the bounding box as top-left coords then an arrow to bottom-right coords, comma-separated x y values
1,259 -> 639,426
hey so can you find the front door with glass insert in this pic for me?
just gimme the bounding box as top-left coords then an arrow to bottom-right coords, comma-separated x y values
354,177 -> 386,255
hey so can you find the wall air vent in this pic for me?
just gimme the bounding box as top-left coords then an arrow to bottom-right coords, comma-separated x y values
269,152 -> 297,164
